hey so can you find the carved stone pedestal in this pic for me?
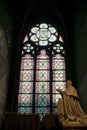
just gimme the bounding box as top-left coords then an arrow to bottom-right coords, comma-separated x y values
63,125 -> 87,130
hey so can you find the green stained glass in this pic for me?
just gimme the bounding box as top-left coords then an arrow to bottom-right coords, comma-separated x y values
36,82 -> 49,93
36,70 -> 49,81
37,29 -> 50,40
35,94 -> 50,106
37,59 -> 49,69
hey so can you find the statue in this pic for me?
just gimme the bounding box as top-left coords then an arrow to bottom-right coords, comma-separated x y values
56,80 -> 87,125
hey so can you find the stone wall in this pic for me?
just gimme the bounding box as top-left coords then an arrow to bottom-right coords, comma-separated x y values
74,1 -> 87,113
0,3 -> 12,128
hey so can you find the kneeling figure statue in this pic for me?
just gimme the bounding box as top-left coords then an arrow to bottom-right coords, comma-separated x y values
56,80 -> 87,125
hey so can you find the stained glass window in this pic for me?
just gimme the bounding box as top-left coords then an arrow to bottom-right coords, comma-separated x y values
18,23 -> 66,120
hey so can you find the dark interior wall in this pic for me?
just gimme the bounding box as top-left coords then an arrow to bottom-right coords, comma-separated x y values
0,1 -> 13,126
74,1 -> 87,112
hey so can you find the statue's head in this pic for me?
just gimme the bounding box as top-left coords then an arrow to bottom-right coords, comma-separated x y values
66,80 -> 72,86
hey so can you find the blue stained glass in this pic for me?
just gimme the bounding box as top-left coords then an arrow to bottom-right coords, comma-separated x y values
35,107 -> 50,120
18,107 -> 32,113
35,94 -> 50,106
18,94 -> 33,106
53,107 -> 57,113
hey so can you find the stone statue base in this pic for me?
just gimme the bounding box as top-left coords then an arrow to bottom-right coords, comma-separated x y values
60,119 -> 87,127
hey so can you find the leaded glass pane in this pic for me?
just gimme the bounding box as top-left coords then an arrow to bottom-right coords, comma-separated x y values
39,40 -> 48,46
35,94 -> 50,106
18,94 -> 33,106
36,29 -> 50,40
21,59 -> 34,69
52,59 -> 65,69
20,70 -> 34,81
36,59 -> 49,69
53,107 -> 57,113
18,107 -> 32,113
31,27 -> 39,33
48,35 -> 57,42
30,35 -> 38,42
53,70 -> 65,81
49,27 -> 56,33
36,82 -> 50,93
36,70 -> 49,81
59,35 -> 63,42
23,35 -> 28,43
35,108 -> 50,120
52,82 -> 66,93
19,82 -> 33,93
52,94 -> 62,106
40,23 -> 48,28
30,23 -> 57,46
37,50 -> 49,59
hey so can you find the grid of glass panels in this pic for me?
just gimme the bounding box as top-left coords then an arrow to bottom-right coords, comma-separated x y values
18,23 -> 66,120
18,55 -> 34,113
35,50 -> 50,119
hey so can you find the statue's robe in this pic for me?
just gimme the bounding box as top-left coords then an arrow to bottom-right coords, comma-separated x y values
57,84 -> 87,122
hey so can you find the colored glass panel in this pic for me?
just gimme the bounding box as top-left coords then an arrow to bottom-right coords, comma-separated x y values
18,23 -> 66,120
20,70 -> 34,81
30,35 -> 38,42
53,70 -> 65,81
37,29 -> 50,40
36,70 -> 49,81
52,94 -> 62,106
18,107 -> 32,113
52,82 -> 66,93
19,82 -> 33,93
36,82 -> 50,93
31,27 -> 39,33
49,27 -> 56,33
23,35 -> 28,43
48,35 -> 57,42
39,41 -> 48,46
21,59 -> 34,69
53,107 -> 57,113
59,35 -> 63,42
35,107 -> 50,120
52,58 -> 65,70
35,94 -> 50,106
18,94 -> 33,106
40,23 -> 48,28
36,59 -> 49,69
30,23 -> 57,46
